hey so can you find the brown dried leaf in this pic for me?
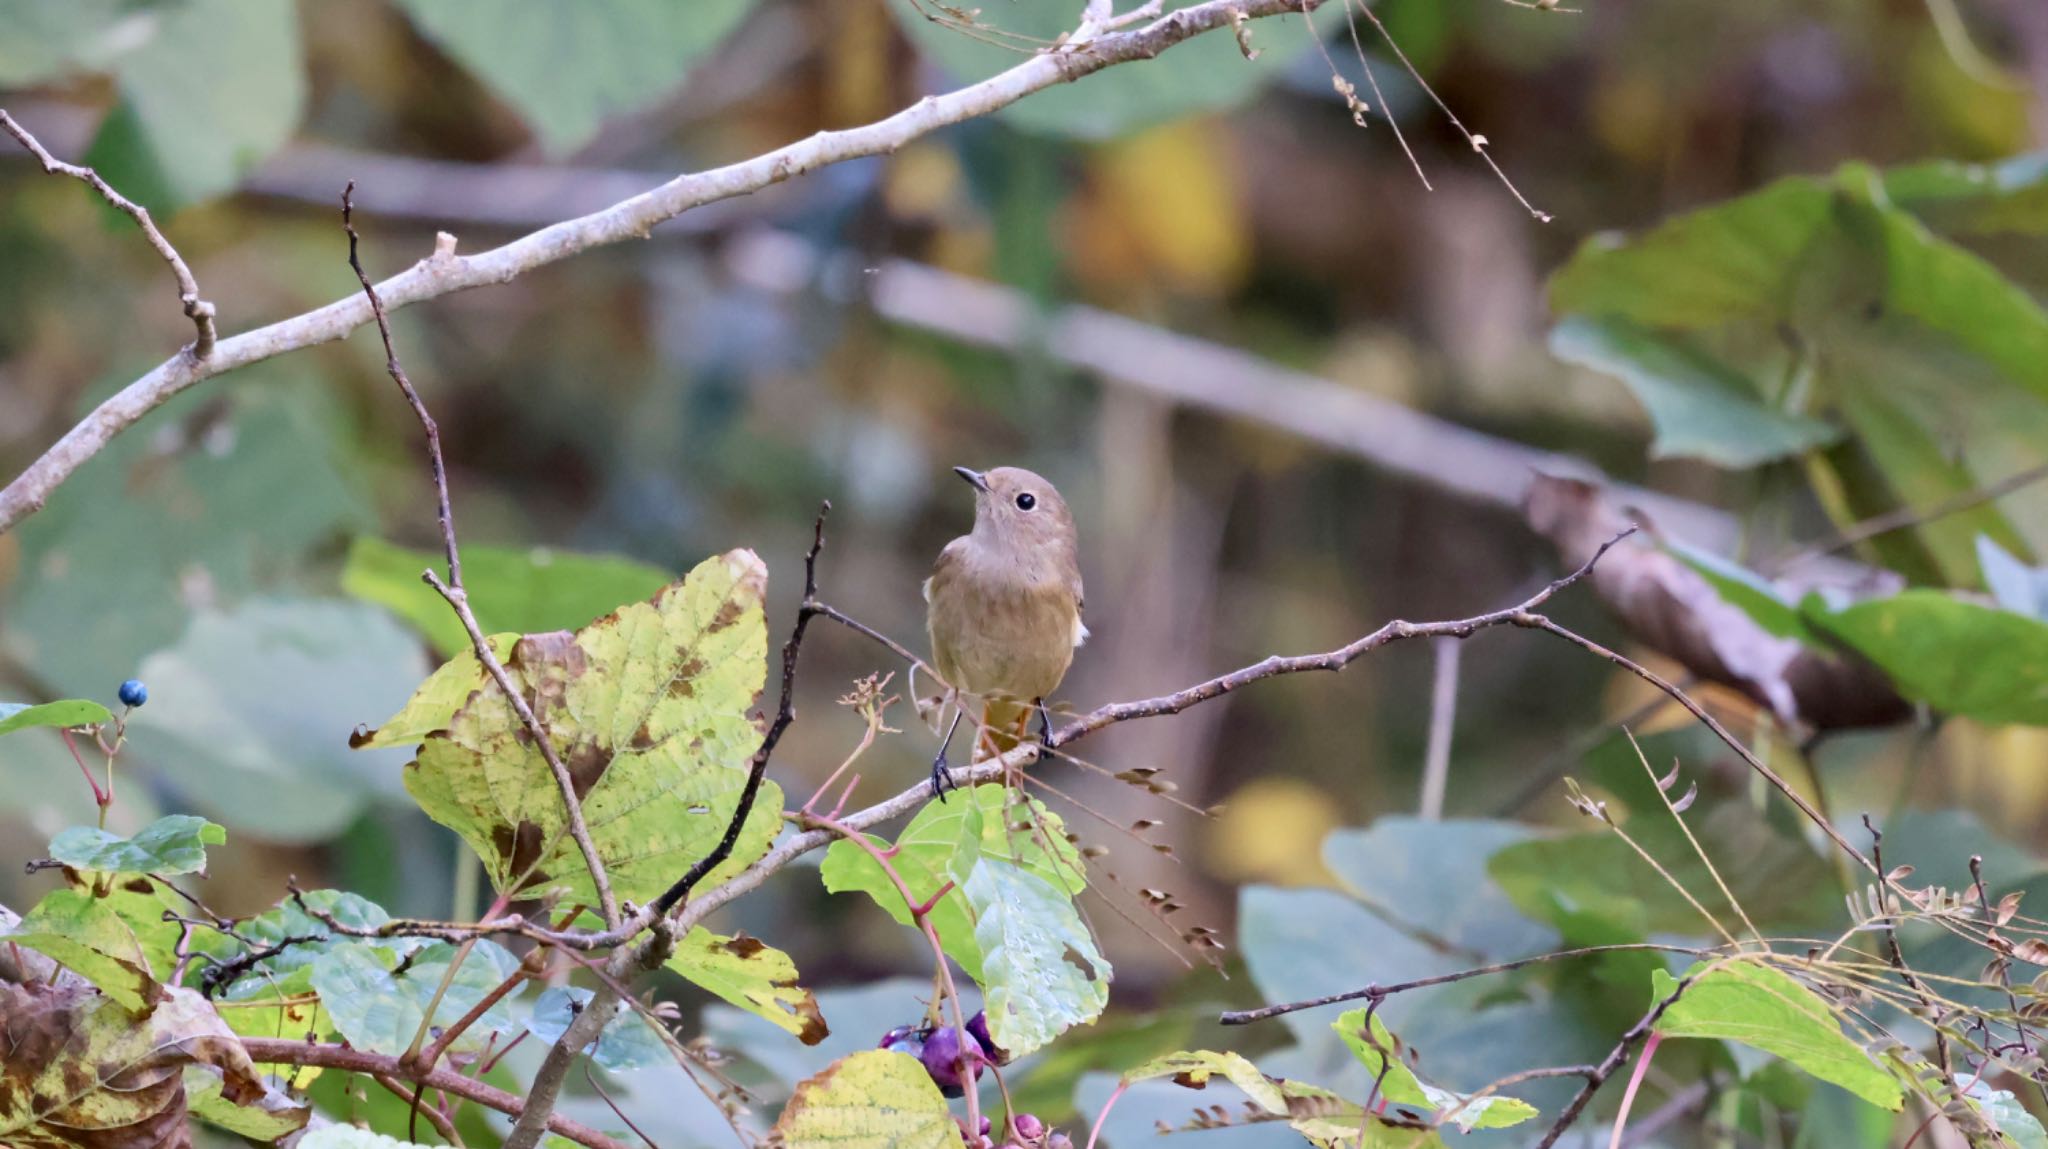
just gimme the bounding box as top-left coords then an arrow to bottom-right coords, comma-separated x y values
1523,475 -> 1910,733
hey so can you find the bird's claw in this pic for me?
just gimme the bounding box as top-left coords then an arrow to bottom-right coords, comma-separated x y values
929,754 -> 955,802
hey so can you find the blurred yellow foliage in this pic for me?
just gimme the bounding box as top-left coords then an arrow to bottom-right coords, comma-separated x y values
1068,118 -> 1249,297
1206,775 -> 1340,886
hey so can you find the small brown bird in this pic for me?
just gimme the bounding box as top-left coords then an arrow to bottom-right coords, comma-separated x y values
924,465 -> 1087,797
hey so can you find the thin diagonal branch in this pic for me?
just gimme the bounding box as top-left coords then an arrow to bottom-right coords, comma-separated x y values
342,184 -> 620,930
0,109 -> 216,358
0,0 -> 1331,537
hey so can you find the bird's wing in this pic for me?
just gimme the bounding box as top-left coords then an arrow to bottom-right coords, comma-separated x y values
924,538 -> 968,604
1071,571 -> 1089,648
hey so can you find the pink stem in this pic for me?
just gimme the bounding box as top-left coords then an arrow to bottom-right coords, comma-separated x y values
1085,1082 -> 1128,1149
1606,1031 -> 1662,1149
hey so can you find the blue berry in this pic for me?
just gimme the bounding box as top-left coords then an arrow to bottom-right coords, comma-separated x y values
878,1024 -> 927,1060
118,680 -> 148,708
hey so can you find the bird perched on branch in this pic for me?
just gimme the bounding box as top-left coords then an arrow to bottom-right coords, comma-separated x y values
925,465 -> 1087,798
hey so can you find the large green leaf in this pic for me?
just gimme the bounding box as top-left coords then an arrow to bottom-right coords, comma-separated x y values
3,888 -> 158,1010
83,0 -> 304,208
771,1050 -> 957,1149
1332,1008 -> 1539,1130
392,0 -> 755,155
342,536 -> 674,658
820,784 -> 1083,983
665,927 -> 827,1045
1807,591 -> 2048,726
308,939 -> 523,1056
2,374 -> 373,712
890,1 -> 1343,140
1550,316 -> 1837,467
122,599 -> 431,843
0,699 -> 111,737
1651,961 -> 1902,1111
1887,152 -> 2048,237
0,0 -> 148,83
1549,178 -> 1834,327
361,550 -> 780,906
526,986 -> 668,1072
1321,817 -> 1555,960
49,814 -> 225,876
965,857 -> 1109,1058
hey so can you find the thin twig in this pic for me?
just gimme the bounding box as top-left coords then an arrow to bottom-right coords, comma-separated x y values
1767,460 -> 2048,575
0,109 -> 216,358
1530,975 -> 1698,1149
237,1037 -> 629,1149
342,183 -> 620,930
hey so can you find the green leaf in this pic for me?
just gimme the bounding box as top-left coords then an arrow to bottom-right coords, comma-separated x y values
0,699 -> 112,737
890,2 -> 1344,141
1550,316 -> 1837,467
1964,1079 -> 2048,1149
2,373 -> 373,706
771,1049 -> 958,1149
185,1064 -> 310,1141
0,0 -> 148,83
124,599 -> 433,843
392,0 -> 755,155
821,784 -> 1083,983
309,940 -> 523,1056
1662,540 -> 1823,644
1885,152 -> 2048,237
3,888 -> 157,1010
83,0 -> 304,208
342,536 -> 674,658
1807,590 -> 2048,726
1651,960 -> 1902,1111
1118,1050 -> 1435,1148
1331,1008 -> 1539,1130
526,986 -> 669,1072
1321,817 -> 1555,960
1834,186 -> 2048,400
365,550 -> 782,906
964,857 -> 1109,1058
1980,536 -> 2048,620
665,927 -> 827,1045
1549,178 -> 1834,327
192,889 -> 398,990
48,814 -> 225,875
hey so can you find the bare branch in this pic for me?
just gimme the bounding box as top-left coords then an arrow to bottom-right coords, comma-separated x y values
236,1037 -> 630,1149
342,185 -> 621,930
0,0 -> 1331,537
0,109 -> 216,358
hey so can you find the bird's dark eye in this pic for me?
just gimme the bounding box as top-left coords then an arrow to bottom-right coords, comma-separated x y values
1015,492 -> 1037,511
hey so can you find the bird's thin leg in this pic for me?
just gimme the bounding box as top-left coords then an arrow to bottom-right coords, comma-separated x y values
1034,700 -> 1054,752
930,707 -> 963,801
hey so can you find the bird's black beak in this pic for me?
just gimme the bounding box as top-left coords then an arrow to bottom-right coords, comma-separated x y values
953,466 -> 990,493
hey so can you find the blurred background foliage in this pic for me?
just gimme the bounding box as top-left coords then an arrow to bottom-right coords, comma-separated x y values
5,0 -> 2048,1143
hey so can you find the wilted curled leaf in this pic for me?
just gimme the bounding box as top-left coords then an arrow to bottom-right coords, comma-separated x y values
358,550 -> 784,905
772,1050 -> 956,1149
1523,474 -> 1909,733
666,927 -> 827,1045
1332,1008 -> 1539,1131
0,982 -> 283,1149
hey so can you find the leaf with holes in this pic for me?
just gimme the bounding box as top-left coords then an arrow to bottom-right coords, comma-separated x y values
666,927 -> 827,1045
772,1049 -> 958,1149
49,815 -> 225,876
1651,961 -> 1902,1110
820,784 -> 1083,982
359,550 -> 782,906
0,981 -> 273,1147
965,857 -> 1109,1058
1332,1008 -> 1538,1130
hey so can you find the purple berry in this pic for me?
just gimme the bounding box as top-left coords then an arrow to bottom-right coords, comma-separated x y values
967,1010 -> 1010,1065
1012,1114 -> 1046,1140
979,1118 -> 992,1137
1047,1135 -> 1073,1149
920,1024 -> 985,1097
878,1023 -> 927,1059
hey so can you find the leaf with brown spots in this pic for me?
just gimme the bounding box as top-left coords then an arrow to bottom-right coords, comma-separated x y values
770,1050 -> 956,1149
666,927 -> 827,1045
368,550 -> 783,905
3,888 -> 161,1012
0,982 -> 288,1149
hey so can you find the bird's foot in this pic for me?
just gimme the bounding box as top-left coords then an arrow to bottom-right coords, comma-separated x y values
928,752 -> 955,802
